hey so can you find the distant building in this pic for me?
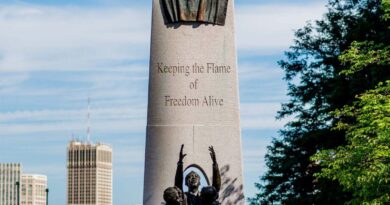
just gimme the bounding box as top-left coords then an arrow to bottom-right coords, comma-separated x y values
67,140 -> 112,205
20,174 -> 47,205
0,163 -> 21,205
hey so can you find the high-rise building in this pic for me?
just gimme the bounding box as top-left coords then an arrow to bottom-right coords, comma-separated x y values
0,163 -> 21,205
67,140 -> 112,205
20,174 -> 47,205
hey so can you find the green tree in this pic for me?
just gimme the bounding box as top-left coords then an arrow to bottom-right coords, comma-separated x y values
313,81 -> 390,205
312,1 -> 390,204
249,0 -> 390,204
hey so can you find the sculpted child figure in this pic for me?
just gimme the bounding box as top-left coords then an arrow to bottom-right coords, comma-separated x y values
163,186 -> 186,205
201,186 -> 220,205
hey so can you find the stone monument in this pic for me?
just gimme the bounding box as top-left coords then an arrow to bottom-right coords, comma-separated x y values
144,0 -> 244,204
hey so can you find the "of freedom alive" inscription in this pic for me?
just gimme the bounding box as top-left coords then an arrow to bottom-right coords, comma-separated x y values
156,62 -> 233,107
165,95 -> 224,107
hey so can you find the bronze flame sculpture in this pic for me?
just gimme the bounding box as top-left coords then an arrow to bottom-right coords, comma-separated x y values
161,0 -> 229,25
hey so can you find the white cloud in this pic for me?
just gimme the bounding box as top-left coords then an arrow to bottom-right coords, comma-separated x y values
0,2 -> 328,73
236,2 -> 327,54
0,6 -> 151,72
243,147 -> 267,173
240,102 -> 290,129
0,106 -> 147,136
23,164 -> 66,178
0,2 -> 329,204
0,72 -> 29,95
0,106 -> 145,121
238,62 -> 283,80
0,102 -> 286,135
0,3 -> 327,105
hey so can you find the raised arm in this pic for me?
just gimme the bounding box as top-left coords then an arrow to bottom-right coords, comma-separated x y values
209,146 -> 221,192
175,144 -> 186,191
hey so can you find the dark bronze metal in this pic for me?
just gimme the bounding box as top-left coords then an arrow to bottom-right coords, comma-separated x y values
164,186 -> 186,205
161,0 -> 229,25
163,144 -> 222,205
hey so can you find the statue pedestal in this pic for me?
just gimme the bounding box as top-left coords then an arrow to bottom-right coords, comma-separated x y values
143,0 -> 245,204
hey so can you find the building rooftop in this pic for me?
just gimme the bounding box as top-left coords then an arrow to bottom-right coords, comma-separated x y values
68,140 -> 111,147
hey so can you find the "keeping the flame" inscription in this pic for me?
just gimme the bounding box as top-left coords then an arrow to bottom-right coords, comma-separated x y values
156,62 -> 234,108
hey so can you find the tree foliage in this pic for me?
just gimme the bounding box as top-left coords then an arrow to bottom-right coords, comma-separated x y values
312,1 -> 390,204
339,41 -> 390,76
313,81 -> 390,205
249,0 -> 390,204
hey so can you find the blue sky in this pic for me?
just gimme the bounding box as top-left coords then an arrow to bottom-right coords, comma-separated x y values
0,0 -> 328,204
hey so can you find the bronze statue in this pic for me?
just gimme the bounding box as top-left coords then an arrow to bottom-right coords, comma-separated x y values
201,186 -> 220,205
161,0 -> 229,25
183,171 -> 201,205
163,186 -> 186,205
173,145 -> 221,205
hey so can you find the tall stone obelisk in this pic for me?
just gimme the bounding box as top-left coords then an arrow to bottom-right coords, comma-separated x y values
144,0 -> 245,204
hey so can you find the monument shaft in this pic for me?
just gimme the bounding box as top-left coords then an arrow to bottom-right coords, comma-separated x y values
144,0 -> 245,204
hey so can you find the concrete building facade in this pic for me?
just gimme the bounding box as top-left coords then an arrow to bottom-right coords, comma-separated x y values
20,174 -> 47,205
0,163 -> 21,205
67,140 -> 112,205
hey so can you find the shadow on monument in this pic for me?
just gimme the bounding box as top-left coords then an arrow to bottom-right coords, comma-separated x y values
219,165 -> 244,205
